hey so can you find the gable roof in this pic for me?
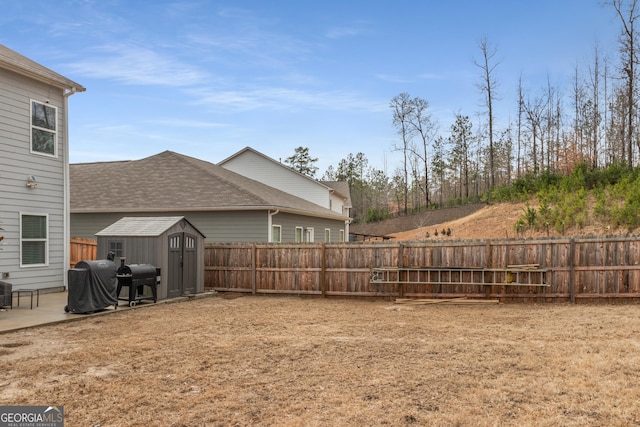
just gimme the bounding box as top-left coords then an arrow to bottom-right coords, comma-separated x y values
70,151 -> 347,220
218,146 -> 331,190
95,216 -> 204,237
0,44 -> 86,92
321,181 -> 352,208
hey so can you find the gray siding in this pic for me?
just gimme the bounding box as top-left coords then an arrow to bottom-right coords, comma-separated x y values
0,67 -> 68,290
71,210 -> 347,243
272,212 -> 346,242
72,210 -> 269,243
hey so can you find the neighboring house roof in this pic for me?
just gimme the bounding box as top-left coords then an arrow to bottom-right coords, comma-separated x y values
96,216 -> 204,237
218,146 -> 332,190
0,44 -> 86,92
70,151 -> 347,220
321,181 -> 353,208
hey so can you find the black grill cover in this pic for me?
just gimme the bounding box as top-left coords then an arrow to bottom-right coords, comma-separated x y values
67,259 -> 117,313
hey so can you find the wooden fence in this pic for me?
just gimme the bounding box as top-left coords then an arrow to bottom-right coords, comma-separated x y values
70,237 -> 97,268
205,237 -> 640,303
69,236 -> 640,302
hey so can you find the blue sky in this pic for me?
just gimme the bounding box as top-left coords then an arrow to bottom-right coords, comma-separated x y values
1,1 -> 620,176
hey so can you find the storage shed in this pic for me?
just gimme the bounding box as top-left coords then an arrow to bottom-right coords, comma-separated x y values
95,216 -> 205,300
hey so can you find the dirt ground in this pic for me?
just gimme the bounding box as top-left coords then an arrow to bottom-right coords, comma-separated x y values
2,294 -> 640,426
390,202 -> 631,241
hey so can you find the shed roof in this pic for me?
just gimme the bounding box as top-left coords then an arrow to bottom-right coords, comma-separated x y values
71,151 -> 347,221
0,44 -> 86,92
96,216 -> 204,237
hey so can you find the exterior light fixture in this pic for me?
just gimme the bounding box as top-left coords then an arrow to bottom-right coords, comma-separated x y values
26,175 -> 37,189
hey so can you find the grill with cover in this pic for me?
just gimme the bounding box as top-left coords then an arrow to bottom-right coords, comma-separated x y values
66,258 -> 118,313
116,260 -> 160,307
0,280 -> 12,309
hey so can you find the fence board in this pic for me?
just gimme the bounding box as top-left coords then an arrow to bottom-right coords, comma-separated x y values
204,237 -> 640,303
70,237 -> 96,268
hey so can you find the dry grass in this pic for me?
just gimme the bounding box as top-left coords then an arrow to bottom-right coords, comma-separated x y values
2,295 -> 640,426
389,202 -> 631,241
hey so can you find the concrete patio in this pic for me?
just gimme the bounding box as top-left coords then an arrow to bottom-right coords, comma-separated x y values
0,288 -> 216,334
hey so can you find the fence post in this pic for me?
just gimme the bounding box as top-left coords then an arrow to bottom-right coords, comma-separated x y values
484,241 -> 492,298
397,243 -> 404,298
321,243 -> 326,297
569,238 -> 576,303
251,243 -> 257,295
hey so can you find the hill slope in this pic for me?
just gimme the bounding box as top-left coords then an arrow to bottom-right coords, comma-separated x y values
387,202 -> 631,241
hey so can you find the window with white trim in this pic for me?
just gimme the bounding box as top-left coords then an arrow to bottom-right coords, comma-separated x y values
305,227 -> 314,243
340,229 -> 345,242
272,225 -> 281,243
324,228 -> 331,242
31,100 -> 57,157
21,213 -> 48,266
295,227 -> 303,243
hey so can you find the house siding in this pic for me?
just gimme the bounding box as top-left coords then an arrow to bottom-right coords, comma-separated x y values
0,67 -> 67,290
72,210 -> 269,243
272,212 -> 347,242
71,210 -> 348,243
220,149 -> 330,208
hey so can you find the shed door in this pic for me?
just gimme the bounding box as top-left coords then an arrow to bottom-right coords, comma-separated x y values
168,232 -> 198,297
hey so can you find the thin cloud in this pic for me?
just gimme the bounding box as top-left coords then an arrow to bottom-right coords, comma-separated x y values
374,74 -> 413,83
325,21 -> 370,39
417,72 -> 447,80
145,119 -> 229,128
192,86 -> 386,113
66,44 -> 208,87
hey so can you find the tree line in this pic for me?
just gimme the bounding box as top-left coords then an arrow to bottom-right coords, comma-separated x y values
285,0 -> 640,224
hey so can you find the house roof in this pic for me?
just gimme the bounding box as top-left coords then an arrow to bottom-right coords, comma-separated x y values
95,216 -> 204,237
320,181 -> 353,208
218,146 -> 332,190
70,151 -> 347,221
0,44 -> 86,92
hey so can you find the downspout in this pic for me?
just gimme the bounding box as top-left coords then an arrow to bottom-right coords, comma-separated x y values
267,209 -> 279,242
62,87 -> 78,289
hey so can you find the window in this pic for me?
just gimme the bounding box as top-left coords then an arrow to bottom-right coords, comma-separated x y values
21,213 -> 48,266
295,227 -> 303,243
272,225 -> 281,243
109,241 -> 124,259
31,100 -> 57,156
340,229 -> 345,242
325,228 -> 331,242
305,227 -> 314,243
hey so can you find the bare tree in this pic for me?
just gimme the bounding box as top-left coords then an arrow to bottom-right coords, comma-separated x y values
587,43 -> 604,168
390,93 -> 415,215
524,94 -> 546,174
407,96 -> 437,209
607,0 -> 639,166
516,75 -> 525,177
474,36 -> 501,189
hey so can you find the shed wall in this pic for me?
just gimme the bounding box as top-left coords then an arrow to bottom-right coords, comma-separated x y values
96,219 -> 204,300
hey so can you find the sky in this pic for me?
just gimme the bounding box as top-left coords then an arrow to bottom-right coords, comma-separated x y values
1,1 -> 622,176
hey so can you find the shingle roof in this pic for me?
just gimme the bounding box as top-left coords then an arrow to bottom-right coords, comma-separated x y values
0,44 -> 85,92
70,151 -> 347,220
95,216 -> 201,237
321,181 -> 352,208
